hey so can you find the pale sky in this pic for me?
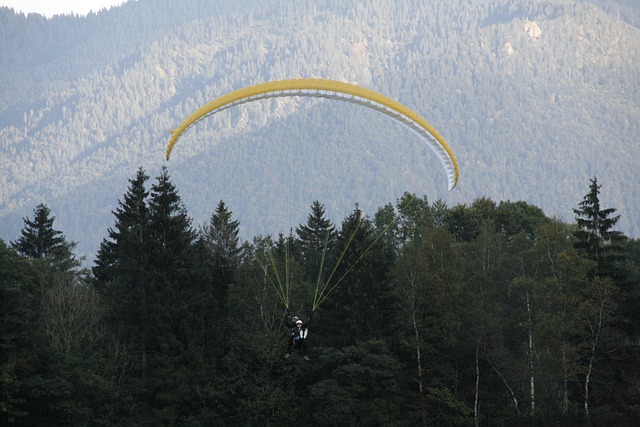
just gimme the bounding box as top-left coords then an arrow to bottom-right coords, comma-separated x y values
0,0 -> 129,17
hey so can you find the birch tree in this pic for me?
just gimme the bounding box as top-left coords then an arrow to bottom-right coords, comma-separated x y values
391,227 -> 468,425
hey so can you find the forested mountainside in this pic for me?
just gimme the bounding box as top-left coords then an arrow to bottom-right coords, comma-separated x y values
1,0 -> 638,260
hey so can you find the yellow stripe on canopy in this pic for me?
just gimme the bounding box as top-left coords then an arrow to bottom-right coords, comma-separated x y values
166,78 -> 459,190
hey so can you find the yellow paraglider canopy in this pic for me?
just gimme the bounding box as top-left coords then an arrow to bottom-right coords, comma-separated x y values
166,78 -> 459,190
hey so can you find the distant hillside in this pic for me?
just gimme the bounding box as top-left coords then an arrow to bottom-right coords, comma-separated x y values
1,0 -> 639,261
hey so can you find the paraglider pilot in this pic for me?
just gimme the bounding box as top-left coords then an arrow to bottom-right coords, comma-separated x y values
285,311 -> 310,360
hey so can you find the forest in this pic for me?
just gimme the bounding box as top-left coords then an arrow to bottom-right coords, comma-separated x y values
1,0 -> 639,260
1,166 -> 639,426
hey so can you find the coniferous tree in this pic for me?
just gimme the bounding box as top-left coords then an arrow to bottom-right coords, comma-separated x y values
92,167 -> 152,419
573,177 -> 627,278
0,239 -> 40,424
295,201 -> 337,287
148,166 -> 194,259
10,205 -> 110,423
321,205 -> 391,342
145,166 -> 214,423
12,203 -> 79,273
94,166 -> 203,423
94,167 -> 150,284
203,200 -> 241,265
93,167 -> 150,352
8,205 -> 112,423
195,199 -> 242,377
305,340 -> 404,426
13,203 -> 63,258
201,200 -> 241,311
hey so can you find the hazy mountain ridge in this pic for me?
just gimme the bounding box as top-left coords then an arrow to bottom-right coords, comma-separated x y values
1,0 -> 638,260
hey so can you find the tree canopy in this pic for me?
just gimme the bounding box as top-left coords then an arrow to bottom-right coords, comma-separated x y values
4,169 -> 639,425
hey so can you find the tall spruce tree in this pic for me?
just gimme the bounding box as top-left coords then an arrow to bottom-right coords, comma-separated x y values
92,167 -> 152,423
147,166 -> 195,291
145,166 -> 214,422
573,177 -> 627,278
93,167 -> 150,355
295,201 -> 337,286
193,198 -> 241,378
94,167 -> 150,284
12,203 -> 79,273
203,200 -> 241,265
321,205 -> 392,342
201,200 -> 241,311
95,166 -> 213,422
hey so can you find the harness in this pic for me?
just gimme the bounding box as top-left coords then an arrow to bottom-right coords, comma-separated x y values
291,326 -> 308,349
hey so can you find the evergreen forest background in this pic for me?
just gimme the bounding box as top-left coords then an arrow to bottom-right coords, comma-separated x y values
1,0 -> 640,425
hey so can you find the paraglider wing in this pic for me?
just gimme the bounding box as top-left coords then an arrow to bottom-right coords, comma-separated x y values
166,78 -> 459,190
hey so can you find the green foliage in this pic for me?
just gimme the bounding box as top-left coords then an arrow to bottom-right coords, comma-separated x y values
93,167 -> 151,374
617,238 -> 640,341
319,205 -> 394,344
202,200 -> 241,267
307,341 -> 404,426
295,200 -> 338,287
2,228 -> 116,425
496,200 -> 550,238
0,240 -> 36,423
92,167 -> 226,424
574,177 -> 628,279
11,203 -> 80,274
3,164 -> 639,424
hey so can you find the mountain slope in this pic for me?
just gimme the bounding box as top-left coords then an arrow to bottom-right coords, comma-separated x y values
1,0 -> 638,260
